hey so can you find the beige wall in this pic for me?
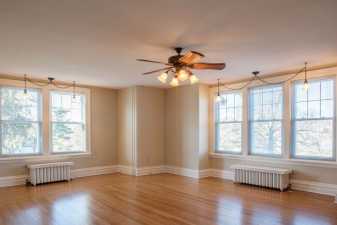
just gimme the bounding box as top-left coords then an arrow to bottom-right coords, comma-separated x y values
0,87 -> 118,177
165,85 -> 200,170
198,84 -> 210,170
117,87 -> 136,167
136,87 -> 165,167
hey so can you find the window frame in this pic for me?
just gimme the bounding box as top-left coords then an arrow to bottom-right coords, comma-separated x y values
0,85 -> 43,157
214,90 -> 243,154
248,83 -> 285,157
290,77 -> 336,161
49,90 -> 89,154
0,79 -> 91,161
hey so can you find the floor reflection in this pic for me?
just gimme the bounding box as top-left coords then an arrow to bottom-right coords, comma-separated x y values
10,206 -> 43,225
216,197 -> 243,225
51,192 -> 91,225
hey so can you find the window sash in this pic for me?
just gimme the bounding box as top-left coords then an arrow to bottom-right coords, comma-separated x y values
0,86 -> 42,156
214,92 -> 243,153
248,84 -> 283,156
215,121 -> 242,153
0,121 -> 42,156
291,118 -> 335,160
291,78 -> 336,160
49,91 -> 87,153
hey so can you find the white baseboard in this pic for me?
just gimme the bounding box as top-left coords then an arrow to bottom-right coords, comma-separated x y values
1,165 -> 336,202
117,165 -> 135,175
71,165 -> 119,178
162,165 -> 199,178
0,175 -> 28,187
198,169 -> 337,200
135,166 -> 165,176
290,179 -> 337,197
0,165 -> 119,188
202,169 -> 234,180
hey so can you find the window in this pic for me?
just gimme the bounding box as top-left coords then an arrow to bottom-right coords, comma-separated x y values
0,87 -> 42,155
249,85 -> 283,156
292,78 -> 335,160
215,92 -> 242,153
50,91 -> 87,153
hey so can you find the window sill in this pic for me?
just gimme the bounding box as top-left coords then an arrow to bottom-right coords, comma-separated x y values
209,152 -> 337,168
0,152 -> 91,163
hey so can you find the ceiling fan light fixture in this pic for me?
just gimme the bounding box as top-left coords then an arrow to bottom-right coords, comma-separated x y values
157,71 -> 168,83
177,69 -> 189,81
170,76 -> 179,87
189,74 -> 199,84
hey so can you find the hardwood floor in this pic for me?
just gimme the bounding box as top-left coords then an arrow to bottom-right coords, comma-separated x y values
0,174 -> 336,225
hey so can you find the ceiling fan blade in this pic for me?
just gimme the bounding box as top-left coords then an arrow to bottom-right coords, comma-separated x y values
189,63 -> 226,70
137,59 -> 171,65
142,67 -> 173,75
179,51 -> 205,64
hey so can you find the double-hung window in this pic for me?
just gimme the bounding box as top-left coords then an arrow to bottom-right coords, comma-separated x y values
249,85 -> 283,156
50,91 -> 87,153
292,78 -> 335,160
0,86 -> 42,155
215,92 -> 242,153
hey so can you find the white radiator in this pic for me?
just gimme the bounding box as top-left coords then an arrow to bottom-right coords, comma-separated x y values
231,165 -> 292,191
27,162 -> 74,185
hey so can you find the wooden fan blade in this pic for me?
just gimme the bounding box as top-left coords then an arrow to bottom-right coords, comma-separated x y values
179,51 -> 205,64
142,67 -> 173,75
189,63 -> 226,70
137,59 -> 171,65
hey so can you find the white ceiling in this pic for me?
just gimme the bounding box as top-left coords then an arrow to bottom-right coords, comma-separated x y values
0,0 -> 337,88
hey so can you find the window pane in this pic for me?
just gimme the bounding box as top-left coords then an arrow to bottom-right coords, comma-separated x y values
216,92 -> 242,122
294,120 -> 333,158
1,122 -> 40,155
52,123 -> 86,152
51,91 -> 87,153
216,123 -> 241,153
215,92 -> 242,154
321,80 -> 333,100
226,94 -> 235,107
262,104 -> 273,120
250,121 -> 282,155
321,100 -> 333,118
249,85 -> 283,156
308,81 -> 320,101
273,90 -> 283,105
235,94 -> 242,106
295,102 -> 307,119
218,105 -> 226,122
51,92 -> 85,123
250,85 -> 283,121
307,101 -> 320,118
273,103 -> 282,120
226,107 -> 235,121
253,106 -> 263,120
235,107 -> 242,121
292,78 -> 335,160
295,84 -> 307,102
1,88 -> 40,121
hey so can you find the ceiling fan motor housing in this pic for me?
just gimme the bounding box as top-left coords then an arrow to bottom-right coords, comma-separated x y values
168,55 -> 183,66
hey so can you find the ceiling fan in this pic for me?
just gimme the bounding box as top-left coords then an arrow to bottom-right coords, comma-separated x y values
137,47 -> 226,86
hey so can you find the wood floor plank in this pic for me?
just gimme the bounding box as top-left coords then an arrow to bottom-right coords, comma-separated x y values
0,174 -> 336,225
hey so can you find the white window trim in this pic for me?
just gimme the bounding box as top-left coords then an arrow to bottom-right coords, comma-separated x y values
247,84 -> 284,157
49,90 -> 89,154
214,90 -> 243,154
290,76 -> 336,161
209,71 -> 337,168
0,79 -> 91,162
